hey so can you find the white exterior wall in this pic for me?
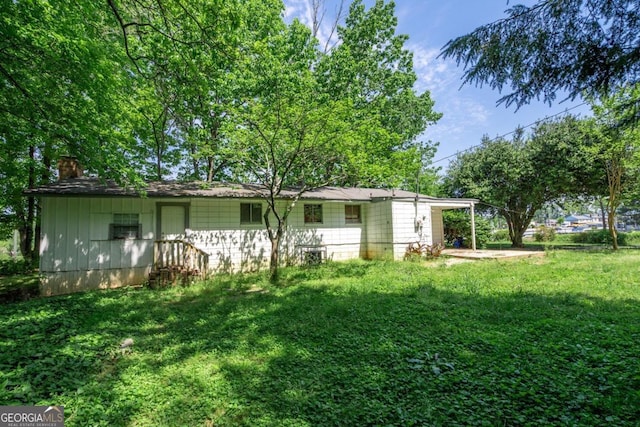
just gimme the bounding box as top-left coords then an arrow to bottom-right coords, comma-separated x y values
39,197 -> 155,295
39,194 -> 455,294
390,201 -> 433,260
186,198 -> 270,272
187,199 -> 366,271
364,200 -> 394,259
431,208 -> 445,245
285,201 -> 366,263
39,196 -> 369,294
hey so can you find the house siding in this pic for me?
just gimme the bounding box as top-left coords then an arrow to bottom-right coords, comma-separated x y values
39,196 -> 368,294
187,199 -> 366,271
364,200 -> 393,259
37,192 -> 468,295
39,197 -> 155,295
387,200 -> 433,259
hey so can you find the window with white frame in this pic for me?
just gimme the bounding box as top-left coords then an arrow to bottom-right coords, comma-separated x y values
304,204 -> 323,224
110,213 -> 141,239
345,205 -> 362,224
240,203 -> 262,224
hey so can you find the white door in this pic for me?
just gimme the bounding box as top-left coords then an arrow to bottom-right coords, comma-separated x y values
159,205 -> 186,240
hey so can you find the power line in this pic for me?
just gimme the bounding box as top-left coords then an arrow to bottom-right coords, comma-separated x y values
431,101 -> 589,165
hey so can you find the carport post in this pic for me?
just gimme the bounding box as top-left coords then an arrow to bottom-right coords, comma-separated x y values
470,202 -> 477,251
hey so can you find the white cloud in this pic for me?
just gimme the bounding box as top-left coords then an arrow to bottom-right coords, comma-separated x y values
284,0 -> 345,51
284,0 -> 313,25
426,97 -> 491,141
408,43 -> 460,95
406,43 -> 491,154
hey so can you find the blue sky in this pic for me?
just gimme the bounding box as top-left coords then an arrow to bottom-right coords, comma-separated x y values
284,0 -> 592,170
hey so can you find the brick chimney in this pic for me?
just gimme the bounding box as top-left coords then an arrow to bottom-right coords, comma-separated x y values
57,156 -> 83,180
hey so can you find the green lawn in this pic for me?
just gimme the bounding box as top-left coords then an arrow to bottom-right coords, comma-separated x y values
1,251 -> 639,426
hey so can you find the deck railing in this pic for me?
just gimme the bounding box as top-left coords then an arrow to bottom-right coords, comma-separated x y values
153,239 -> 209,279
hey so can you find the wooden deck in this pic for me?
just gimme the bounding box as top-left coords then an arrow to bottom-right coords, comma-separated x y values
149,240 -> 209,287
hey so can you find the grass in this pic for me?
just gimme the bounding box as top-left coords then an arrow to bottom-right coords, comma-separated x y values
1,251 -> 639,426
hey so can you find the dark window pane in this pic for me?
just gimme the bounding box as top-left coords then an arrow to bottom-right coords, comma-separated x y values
345,205 -> 361,223
304,204 -> 322,223
241,203 -> 262,224
240,203 -> 251,223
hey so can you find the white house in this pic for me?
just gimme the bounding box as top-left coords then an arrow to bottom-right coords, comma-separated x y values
28,172 -> 477,295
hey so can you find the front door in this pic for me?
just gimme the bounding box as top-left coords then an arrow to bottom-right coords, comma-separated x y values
157,203 -> 189,240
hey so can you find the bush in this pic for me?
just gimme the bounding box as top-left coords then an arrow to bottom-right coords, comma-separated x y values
0,259 -> 34,276
571,229 -> 628,245
534,225 -> 556,242
491,229 -> 510,242
625,231 -> 640,245
443,210 -> 491,249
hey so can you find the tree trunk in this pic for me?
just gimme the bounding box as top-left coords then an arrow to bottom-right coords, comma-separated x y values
605,158 -> 622,250
21,145 -> 36,261
505,212 -> 527,248
511,231 -> 524,248
263,194 -> 302,284
269,235 -> 280,283
599,198 -> 607,230
34,148 -> 51,259
608,201 -> 619,250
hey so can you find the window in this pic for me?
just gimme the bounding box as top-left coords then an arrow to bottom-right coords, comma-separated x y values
240,203 -> 262,224
304,204 -> 323,224
110,213 -> 141,239
345,205 -> 361,224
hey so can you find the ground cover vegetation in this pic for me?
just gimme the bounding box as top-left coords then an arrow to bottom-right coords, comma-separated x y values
0,240 -> 38,302
1,252 -> 639,426
489,230 -> 640,249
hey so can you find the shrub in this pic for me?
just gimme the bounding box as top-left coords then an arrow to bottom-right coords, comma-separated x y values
625,231 -> 640,245
571,229 -> 628,245
491,229 -> 510,242
0,259 -> 34,276
534,225 -> 556,242
443,210 -> 491,249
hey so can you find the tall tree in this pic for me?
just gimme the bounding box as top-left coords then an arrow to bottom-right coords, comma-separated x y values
440,0 -> 640,111
1,0 -> 142,259
228,19 -> 349,281
108,0 -> 239,182
226,1 -> 443,280
584,85 -> 640,249
446,117 -> 595,247
315,0 -> 441,187
109,0 -> 286,182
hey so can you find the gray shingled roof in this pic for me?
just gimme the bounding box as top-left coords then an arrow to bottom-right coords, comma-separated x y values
26,177 -> 476,204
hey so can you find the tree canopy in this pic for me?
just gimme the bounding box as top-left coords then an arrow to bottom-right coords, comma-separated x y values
1,0 -> 442,274
315,0 -> 441,188
223,0 -> 440,280
440,0 -> 640,109
446,116 -> 595,247
583,85 -> 640,248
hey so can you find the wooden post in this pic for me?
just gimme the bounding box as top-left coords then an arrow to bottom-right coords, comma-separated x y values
470,202 -> 477,251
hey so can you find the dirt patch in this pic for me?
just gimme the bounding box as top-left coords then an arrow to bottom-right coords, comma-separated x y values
442,249 -> 545,261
